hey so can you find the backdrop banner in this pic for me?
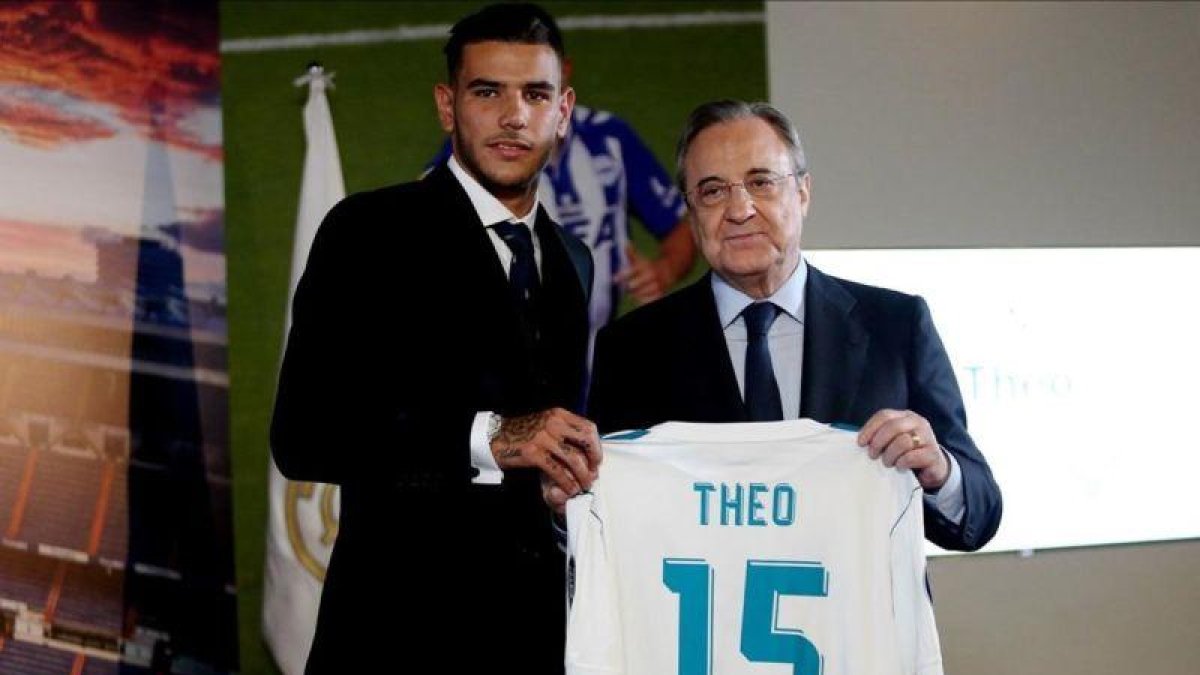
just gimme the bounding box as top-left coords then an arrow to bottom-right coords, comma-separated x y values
0,1 -> 236,672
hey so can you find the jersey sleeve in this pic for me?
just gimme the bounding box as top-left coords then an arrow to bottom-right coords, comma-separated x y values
566,491 -> 626,674
610,118 -> 686,238
890,482 -> 945,675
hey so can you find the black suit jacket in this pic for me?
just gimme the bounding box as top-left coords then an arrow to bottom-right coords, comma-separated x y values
271,165 -> 592,673
589,266 -> 1001,552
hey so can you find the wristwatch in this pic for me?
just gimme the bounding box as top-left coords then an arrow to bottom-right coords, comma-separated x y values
486,412 -> 503,444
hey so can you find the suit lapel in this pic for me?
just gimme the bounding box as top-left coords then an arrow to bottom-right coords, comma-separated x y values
426,166 -> 587,410
426,164 -> 511,292
426,166 -> 536,404
681,276 -> 747,421
535,210 -> 591,409
534,209 -> 587,314
428,164 -> 542,327
800,265 -> 869,423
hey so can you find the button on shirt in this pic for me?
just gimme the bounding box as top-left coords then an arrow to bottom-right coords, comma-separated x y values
711,259 -> 965,524
448,156 -> 541,485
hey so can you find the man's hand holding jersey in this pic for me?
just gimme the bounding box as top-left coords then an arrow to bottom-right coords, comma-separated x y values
857,408 -> 950,491
491,407 -> 602,503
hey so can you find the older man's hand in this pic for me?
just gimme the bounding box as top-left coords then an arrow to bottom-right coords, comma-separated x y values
857,409 -> 949,491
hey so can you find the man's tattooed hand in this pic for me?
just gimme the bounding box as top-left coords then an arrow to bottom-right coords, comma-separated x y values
487,408 -> 603,497
496,410 -> 550,446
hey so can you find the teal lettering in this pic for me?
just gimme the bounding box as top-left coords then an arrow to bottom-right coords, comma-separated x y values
695,482 -> 796,527
772,484 -> 796,526
693,482 -> 715,526
720,483 -> 744,526
747,483 -> 768,526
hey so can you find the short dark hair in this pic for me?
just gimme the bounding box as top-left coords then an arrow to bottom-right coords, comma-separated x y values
675,99 -> 808,190
444,3 -> 566,81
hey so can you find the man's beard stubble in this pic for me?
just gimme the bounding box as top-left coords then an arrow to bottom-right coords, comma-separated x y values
454,126 -> 554,203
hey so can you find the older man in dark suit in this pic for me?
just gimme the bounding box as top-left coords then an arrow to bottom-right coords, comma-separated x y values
271,5 -> 601,673
584,100 -> 1001,552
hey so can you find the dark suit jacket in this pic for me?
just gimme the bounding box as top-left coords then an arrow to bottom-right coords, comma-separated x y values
589,266 -> 1001,552
271,165 -> 592,673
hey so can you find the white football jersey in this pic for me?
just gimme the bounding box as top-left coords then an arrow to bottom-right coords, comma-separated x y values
565,420 -> 943,675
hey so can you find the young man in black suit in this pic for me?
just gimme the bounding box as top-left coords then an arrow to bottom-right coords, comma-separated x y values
583,100 -> 1001,553
271,5 -> 601,672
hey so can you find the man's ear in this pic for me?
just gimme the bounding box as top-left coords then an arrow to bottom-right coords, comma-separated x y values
797,172 -> 812,216
433,83 -> 455,134
556,86 -> 576,139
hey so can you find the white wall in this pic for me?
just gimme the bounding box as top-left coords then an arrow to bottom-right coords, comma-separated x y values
766,3 -> 1200,673
768,1 -> 1200,249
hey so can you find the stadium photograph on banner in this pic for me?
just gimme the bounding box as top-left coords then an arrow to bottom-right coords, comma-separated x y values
0,1 -> 237,673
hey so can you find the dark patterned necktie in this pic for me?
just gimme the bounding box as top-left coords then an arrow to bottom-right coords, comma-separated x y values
492,220 -> 540,311
742,301 -> 784,421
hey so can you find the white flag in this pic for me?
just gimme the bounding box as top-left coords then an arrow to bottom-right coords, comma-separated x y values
262,65 -> 345,675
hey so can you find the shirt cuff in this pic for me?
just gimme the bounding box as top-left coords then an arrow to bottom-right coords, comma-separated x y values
469,411 -> 503,485
923,447 -> 965,525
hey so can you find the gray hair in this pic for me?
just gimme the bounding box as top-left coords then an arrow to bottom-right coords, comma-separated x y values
675,99 -> 808,191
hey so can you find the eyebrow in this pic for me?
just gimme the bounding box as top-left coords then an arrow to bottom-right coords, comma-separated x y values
695,168 -> 780,185
464,78 -> 556,91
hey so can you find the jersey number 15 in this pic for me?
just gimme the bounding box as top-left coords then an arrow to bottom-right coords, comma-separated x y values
663,558 -> 828,675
